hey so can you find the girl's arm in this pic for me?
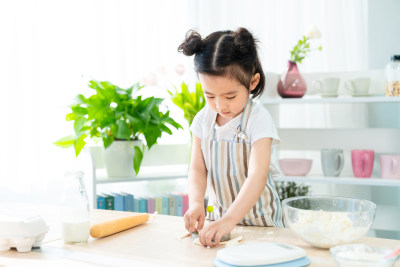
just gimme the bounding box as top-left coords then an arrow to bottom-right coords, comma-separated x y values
184,136 -> 208,233
198,137 -> 272,247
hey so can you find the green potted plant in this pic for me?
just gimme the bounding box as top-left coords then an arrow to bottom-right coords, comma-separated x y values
168,81 -> 206,129
54,80 -> 182,177
168,81 -> 205,157
275,181 -> 310,202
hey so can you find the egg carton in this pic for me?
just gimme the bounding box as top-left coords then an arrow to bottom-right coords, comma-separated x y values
0,213 -> 49,253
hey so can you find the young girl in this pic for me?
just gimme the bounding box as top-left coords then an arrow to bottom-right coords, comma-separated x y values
178,28 -> 283,247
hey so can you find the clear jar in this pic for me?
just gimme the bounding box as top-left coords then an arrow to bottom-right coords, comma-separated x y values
385,55 -> 400,96
60,171 -> 90,244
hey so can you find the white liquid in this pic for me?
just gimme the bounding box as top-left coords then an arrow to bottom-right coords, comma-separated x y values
62,219 -> 90,243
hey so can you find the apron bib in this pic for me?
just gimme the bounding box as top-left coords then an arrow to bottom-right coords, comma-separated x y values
201,100 -> 283,227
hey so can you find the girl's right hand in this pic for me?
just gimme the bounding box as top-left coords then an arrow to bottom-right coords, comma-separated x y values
183,202 -> 205,233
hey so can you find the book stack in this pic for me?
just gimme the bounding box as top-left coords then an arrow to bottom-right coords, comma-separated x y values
96,192 -> 189,217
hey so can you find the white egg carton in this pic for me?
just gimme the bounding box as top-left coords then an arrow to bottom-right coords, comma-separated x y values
0,213 -> 49,252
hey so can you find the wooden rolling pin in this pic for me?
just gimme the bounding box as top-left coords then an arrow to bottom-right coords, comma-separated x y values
90,213 -> 150,238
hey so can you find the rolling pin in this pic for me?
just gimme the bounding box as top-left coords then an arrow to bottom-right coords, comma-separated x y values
90,213 -> 149,238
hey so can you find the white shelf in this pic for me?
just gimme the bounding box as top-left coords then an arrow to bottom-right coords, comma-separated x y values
261,96 -> 400,104
94,166 -> 188,185
274,175 -> 400,187
95,169 -> 400,187
96,173 -> 188,184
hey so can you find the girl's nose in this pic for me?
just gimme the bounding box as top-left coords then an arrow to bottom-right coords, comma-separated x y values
216,98 -> 227,110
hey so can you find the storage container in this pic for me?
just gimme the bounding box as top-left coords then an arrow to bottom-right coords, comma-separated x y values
385,55 -> 400,96
0,213 -> 48,252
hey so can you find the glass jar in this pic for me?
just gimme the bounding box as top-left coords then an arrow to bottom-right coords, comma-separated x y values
60,171 -> 90,244
385,55 -> 400,96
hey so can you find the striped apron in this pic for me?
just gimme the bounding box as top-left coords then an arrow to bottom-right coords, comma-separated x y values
201,100 -> 283,227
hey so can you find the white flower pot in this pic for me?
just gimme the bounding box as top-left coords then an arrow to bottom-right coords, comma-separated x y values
103,140 -> 142,178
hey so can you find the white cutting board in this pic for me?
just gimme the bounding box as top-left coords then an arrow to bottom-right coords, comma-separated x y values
216,242 -> 307,266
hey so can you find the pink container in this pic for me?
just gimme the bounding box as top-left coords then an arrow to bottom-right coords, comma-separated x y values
351,150 -> 374,178
380,155 -> 400,179
279,159 -> 313,176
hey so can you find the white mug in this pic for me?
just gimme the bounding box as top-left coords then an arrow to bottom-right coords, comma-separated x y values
345,77 -> 371,96
311,77 -> 340,96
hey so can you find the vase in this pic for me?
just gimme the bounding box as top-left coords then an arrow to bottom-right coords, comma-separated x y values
103,140 -> 142,178
278,61 -> 307,98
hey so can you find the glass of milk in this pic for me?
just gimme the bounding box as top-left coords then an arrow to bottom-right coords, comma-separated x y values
60,171 -> 90,244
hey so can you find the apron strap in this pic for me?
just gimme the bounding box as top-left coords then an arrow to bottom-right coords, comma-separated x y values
232,99 -> 253,142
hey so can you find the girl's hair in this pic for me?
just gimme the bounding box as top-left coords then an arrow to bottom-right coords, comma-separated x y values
178,27 -> 265,98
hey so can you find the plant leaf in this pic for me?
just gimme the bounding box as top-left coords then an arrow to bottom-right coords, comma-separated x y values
74,133 -> 87,156
54,135 -> 75,148
102,134 -> 114,149
115,120 -> 130,140
74,117 -> 87,135
133,145 -> 144,175
66,113 -> 77,121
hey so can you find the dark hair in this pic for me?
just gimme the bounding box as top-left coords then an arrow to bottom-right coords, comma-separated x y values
178,27 -> 265,98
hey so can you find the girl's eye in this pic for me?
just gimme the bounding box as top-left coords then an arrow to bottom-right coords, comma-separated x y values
206,96 -> 215,99
227,96 -> 236,100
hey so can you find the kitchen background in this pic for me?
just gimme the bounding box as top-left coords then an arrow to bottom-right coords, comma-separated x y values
1,0 -> 399,239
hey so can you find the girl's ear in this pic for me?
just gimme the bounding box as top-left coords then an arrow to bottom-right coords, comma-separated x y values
249,73 -> 260,91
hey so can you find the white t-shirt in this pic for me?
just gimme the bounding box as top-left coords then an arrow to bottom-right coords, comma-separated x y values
190,101 -> 281,176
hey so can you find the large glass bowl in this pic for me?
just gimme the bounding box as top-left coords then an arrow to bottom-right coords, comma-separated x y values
282,196 -> 376,249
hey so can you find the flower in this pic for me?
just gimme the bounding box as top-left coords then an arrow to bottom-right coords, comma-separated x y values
306,26 -> 322,39
289,26 -> 322,64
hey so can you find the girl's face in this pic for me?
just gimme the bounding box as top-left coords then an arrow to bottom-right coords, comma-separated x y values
199,73 -> 259,120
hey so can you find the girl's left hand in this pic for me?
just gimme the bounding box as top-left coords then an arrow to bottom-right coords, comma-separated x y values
198,217 -> 236,247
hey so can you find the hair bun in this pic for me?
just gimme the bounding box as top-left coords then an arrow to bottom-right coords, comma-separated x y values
178,30 -> 205,56
233,28 -> 256,55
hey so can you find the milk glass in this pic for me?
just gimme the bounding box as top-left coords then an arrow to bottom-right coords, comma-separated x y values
60,171 -> 90,244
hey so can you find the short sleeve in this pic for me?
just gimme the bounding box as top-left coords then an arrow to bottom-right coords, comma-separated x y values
190,107 -> 207,139
246,104 -> 280,146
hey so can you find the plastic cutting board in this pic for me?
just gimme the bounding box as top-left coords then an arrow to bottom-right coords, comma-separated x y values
214,242 -> 310,267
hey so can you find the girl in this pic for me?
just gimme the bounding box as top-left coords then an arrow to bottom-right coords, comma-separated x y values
178,28 -> 283,248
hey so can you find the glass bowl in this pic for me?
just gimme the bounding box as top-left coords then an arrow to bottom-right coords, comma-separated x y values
330,244 -> 399,267
282,196 -> 376,248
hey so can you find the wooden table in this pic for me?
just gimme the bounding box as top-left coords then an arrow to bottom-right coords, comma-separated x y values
1,209 -> 400,266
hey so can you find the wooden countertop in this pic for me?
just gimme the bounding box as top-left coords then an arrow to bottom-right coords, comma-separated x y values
1,209 -> 400,266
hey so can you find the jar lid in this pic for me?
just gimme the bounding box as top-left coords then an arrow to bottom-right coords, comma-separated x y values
391,55 -> 400,61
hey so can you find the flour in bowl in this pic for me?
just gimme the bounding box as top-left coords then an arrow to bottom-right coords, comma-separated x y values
290,210 -> 369,248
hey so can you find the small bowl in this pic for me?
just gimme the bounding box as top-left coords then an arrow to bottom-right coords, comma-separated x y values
282,196 -> 376,249
279,159 -> 313,176
330,244 -> 399,267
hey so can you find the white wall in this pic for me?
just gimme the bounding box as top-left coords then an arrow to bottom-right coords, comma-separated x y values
368,0 -> 400,68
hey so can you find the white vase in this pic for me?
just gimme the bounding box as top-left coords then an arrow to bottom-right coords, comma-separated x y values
103,140 -> 142,178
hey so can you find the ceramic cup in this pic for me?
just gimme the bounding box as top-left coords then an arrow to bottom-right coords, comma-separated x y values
321,149 -> 344,177
345,77 -> 371,96
311,77 -> 340,96
351,150 -> 374,178
380,155 -> 400,179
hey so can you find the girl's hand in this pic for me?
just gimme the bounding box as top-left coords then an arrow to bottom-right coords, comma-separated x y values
198,217 -> 236,248
183,202 -> 205,233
